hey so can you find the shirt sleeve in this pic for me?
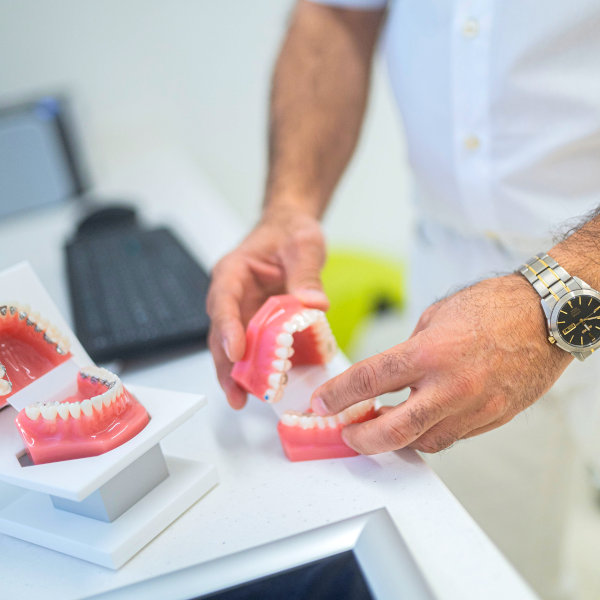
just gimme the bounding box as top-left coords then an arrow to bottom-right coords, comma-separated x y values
306,0 -> 388,9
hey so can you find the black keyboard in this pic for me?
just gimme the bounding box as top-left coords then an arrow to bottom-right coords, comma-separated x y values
65,226 -> 211,362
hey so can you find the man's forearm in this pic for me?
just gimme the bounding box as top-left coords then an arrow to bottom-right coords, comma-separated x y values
551,206 -> 600,290
264,0 -> 385,219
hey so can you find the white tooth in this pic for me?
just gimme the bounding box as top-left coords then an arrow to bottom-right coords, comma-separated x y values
0,379 -> 10,395
57,404 -> 70,420
268,373 -> 283,388
41,405 -> 57,421
272,359 -> 286,372
69,403 -> 81,419
25,405 -> 40,420
299,416 -> 313,429
281,414 -> 297,427
276,332 -> 293,347
302,309 -> 318,323
81,399 -> 93,416
275,346 -> 292,359
316,416 -> 326,429
103,393 -> 112,407
92,396 -> 103,412
264,388 -> 276,402
293,313 -> 310,331
326,416 -> 338,428
283,321 -> 297,334
337,411 -> 348,424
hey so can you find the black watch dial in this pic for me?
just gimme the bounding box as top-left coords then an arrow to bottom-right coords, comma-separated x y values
557,295 -> 600,347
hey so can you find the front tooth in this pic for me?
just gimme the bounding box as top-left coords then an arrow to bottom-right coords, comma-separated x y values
276,332 -> 293,347
283,321 -> 297,334
264,388 -> 277,402
41,405 -> 58,421
299,416 -> 313,429
103,393 -> 112,408
292,313 -> 310,331
316,416 -> 326,429
92,396 -> 103,412
326,416 -> 338,428
0,379 -> 10,396
337,411 -> 348,424
81,399 -> 93,416
275,346 -> 292,359
268,373 -> 283,389
282,413 -> 300,427
25,405 -> 41,420
69,403 -> 82,419
57,404 -> 70,420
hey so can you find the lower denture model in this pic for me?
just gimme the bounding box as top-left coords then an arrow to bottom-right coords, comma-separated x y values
1,303 -> 149,465
232,295 -> 376,461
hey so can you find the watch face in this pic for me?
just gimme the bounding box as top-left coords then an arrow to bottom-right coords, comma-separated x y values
556,295 -> 600,347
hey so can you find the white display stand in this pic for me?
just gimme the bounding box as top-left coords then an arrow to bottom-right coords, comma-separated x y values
0,263 -> 218,568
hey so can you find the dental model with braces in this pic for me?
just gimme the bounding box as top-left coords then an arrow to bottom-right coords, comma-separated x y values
15,366 -> 150,465
1,302 -> 150,465
232,295 -> 377,461
0,302 -> 72,408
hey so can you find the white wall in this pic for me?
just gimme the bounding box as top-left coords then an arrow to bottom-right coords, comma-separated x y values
0,0 -> 411,258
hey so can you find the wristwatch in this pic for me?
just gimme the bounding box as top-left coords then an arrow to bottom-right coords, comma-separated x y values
519,253 -> 600,361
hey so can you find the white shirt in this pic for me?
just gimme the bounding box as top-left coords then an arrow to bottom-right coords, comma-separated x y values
311,0 -> 600,250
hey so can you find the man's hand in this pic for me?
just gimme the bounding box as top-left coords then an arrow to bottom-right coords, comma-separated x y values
310,274 -> 572,454
207,209 -> 329,409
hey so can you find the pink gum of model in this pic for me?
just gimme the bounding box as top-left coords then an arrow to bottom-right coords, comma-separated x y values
231,295 -> 332,403
277,405 -> 377,462
15,369 -> 150,465
232,294 -> 377,462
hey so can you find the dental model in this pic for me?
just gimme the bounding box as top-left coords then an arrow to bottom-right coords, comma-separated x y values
232,295 -> 376,461
15,366 -> 150,465
1,302 -> 149,464
0,302 -> 71,409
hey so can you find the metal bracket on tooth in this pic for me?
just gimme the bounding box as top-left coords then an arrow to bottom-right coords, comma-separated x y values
0,363 -> 12,396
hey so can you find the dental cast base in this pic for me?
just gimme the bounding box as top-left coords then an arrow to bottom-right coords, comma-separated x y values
1,303 -> 149,465
232,295 -> 376,461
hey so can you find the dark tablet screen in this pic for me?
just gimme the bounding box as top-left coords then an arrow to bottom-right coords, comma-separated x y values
197,551 -> 374,600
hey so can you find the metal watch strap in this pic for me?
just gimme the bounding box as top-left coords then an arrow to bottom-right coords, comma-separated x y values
519,253 -> 593,360
518,254 -> 582,304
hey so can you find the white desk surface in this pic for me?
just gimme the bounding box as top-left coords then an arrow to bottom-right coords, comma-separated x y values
0,149 -> 536,600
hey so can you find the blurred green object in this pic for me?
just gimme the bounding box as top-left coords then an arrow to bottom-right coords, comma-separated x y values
321,249 -> 405,355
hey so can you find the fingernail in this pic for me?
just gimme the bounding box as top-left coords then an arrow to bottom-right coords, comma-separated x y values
295,289 -> 328,304
223,337 -> 233,362
341,429 -> 358,452
311,396 -> 329,416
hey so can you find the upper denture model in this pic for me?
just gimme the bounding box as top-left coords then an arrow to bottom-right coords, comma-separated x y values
232,295 -> 376,461
1,302 -> 149,464
0,302 -> 71,408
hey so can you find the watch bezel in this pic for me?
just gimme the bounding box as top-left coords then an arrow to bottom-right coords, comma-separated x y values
549,289 -> 600,353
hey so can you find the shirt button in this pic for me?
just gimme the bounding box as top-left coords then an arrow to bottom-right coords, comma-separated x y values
462,18 -> 480,39
464,135 -> 481,150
